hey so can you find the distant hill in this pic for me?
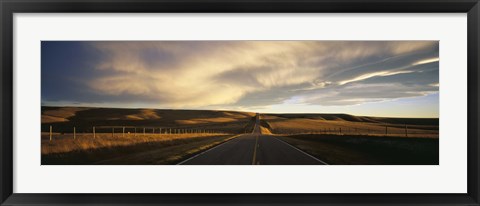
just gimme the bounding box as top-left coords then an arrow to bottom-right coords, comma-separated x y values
41,106 -> 438,133
263,113 -> 439,126
41,106 -> 256,133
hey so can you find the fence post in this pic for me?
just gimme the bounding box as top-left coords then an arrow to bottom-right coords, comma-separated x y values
122,127 -> 125,138
339,128 -> 342,134
74,126 -> 76,140
153,128 -> 155,134
49,125 -> 52,141
134,128 -> 136,137
112,128 -> 114,138
405,124 -> 408,137
93,126 -> 96,138
143,128 -> 145,136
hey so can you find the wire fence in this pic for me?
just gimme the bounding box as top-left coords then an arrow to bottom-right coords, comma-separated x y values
44,125 -> 237,141
269,125 -> 439,138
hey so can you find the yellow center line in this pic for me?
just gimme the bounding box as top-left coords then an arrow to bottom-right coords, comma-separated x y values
252,135 -> 259,165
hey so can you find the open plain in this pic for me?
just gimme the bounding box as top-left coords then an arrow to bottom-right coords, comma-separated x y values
42,106 -> 439,165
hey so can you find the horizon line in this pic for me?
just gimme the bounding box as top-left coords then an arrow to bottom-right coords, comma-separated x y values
41,104 -> 439,119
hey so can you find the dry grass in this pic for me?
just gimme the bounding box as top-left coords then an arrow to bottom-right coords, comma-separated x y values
42,132 -> 227,155
42,134 -> 237,165
176,117 -> 240,124
42,107 -> 90,123
124,109 -> 161,120
277,134 -> 439,165
262,115 -> 438,138
41,106 -> 257,165
42,106 -> 256,134
93,134 -> 240,165
263,113 -> 439,164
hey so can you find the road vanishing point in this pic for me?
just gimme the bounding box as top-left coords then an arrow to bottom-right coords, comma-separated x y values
179,114 -> 328,165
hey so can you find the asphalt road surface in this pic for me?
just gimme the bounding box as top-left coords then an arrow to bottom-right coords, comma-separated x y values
179,114 -> 327,165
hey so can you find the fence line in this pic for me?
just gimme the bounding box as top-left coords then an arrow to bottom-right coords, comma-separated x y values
45,123 -> 436,141
270,124 -> 437,137
46,125 -> 229,141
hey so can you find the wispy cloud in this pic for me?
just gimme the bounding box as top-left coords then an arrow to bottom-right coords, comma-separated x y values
41,41 -> 439,111
413,57 -> 440,66
338,70 -> 414,85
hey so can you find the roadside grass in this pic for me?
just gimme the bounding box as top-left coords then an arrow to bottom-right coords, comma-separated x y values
42,133 -> 229,155
277,134 -> 439,165
96,134 -> 240,165
42,134 -> 237,165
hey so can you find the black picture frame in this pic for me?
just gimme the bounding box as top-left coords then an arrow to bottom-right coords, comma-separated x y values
1,0 -> 479,205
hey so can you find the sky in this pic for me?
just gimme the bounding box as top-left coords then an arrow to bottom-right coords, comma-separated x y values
41,41 -> 439,118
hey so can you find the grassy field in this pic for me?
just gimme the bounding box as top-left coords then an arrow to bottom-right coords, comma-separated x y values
261,114 -> 438,138
42,132 -> 229,155
41,106 -> 255,164
259,113 -> 439,165
42,133 -> 238,164
41,107 -> 439,165
42,106 -> 256,134
276,134 -> 438,165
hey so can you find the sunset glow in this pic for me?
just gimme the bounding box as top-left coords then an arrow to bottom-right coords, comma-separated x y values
42,41 -> 439,117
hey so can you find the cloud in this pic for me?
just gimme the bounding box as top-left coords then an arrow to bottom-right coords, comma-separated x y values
413,57 -> 440,66
42,41 -> 439,109
299,82 -> 438,106
338,70 -> 414,85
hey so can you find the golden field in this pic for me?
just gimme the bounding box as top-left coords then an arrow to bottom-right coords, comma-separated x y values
42,132 -> 228,155
41,106 -> 255,164
41,107 -> 439,165
260,113 -> 438,138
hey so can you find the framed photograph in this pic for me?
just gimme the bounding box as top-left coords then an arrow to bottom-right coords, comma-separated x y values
1,0 -> 479,205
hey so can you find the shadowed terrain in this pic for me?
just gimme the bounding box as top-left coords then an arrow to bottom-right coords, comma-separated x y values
42,106 -> 256,134
41,106 -> 256,165
41,107 -> 439,165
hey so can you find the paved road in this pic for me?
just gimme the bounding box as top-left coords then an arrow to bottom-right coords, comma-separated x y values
179,114 -> 327,165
